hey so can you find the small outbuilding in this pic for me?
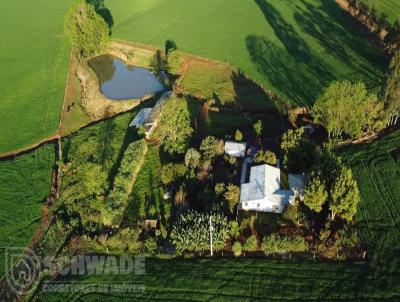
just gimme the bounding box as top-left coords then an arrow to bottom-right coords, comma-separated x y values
129,108 -> 153,128
224,141 -> 247,158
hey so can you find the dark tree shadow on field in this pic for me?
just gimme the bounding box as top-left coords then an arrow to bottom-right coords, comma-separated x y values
249,0 -> 336,105
293,0 -> 387,91
231,71 -> 278,113
246,34 -> 317,106
86,0 -> 114,33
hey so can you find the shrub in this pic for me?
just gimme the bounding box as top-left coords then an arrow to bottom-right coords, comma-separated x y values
232,241 -> 242,257
229,221 -> 240,238
254,150 -> 277,165
143,237 -> 158,255
263,234 -> 308,254
243,235 -> 258,252
235,129 -> 243,141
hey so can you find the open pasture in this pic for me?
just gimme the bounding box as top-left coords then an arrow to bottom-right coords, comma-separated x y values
342,130 -> 400,271
0,144 -> 55,276
0,0 -> 72,154
106,0 -> 386,106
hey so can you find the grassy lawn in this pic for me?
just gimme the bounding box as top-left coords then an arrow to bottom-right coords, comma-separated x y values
38,257 -> 398,301
107,0 -> 386,106
0,144 -> 55,276
362,0 -> 400,25
178,60 -> 235,104
0,0 -> 73,154
341,130 -> 400,271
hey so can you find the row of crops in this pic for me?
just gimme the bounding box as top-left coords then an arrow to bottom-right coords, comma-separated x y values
342,130 -> 400,269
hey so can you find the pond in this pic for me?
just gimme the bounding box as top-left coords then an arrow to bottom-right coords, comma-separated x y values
89,55 -> 164,100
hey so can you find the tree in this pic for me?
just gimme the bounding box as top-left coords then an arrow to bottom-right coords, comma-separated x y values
157,98 -> 193,155
281,128 -> 316,173
235,129 -> 243,141
383,50 -> 400,125
160,163 -> 187,186
303,171 -> 328,213
150,50 -> 167,74
165,39 -> 177,56
254,150 -> 277,165
253,120 -> 263,138
223,184 -> 240,212
307,149 -> 360,222
64,0 -> 110,59
171,211 -> 229,253
312,81 -> 384,138
200,136 -> 224,160
185,148 -> 201,169
330,166 -> 360,222
214,183 -> 226,196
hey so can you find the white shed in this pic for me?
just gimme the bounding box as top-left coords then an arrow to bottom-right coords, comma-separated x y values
224,141 -> 247,158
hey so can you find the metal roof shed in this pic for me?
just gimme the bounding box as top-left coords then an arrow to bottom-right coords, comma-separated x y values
224,141 -> 247,157
129,108 -> 153,128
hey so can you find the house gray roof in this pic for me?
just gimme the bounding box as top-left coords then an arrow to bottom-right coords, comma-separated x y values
240,164 -> 295,213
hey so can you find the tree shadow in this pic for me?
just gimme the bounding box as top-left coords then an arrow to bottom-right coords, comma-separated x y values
86,0 -> 114,33
231,70 -> 279,113
248,0 -> 386,106
293,0 -> 387,90
88,55 -> 116,85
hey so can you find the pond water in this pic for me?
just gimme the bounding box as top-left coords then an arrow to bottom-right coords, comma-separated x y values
89,55 -> 164,100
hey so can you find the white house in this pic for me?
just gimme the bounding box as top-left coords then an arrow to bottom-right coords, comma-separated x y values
224,141 -> 247,157
239,164 -> 306,213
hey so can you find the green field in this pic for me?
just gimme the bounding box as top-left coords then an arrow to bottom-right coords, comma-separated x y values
38,257 -> 399,301
0,0 -> 72,154
362,0 -> 400,24
0,144 -> 55,276
107,0 -> 386,106
342,130 -> 400,270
